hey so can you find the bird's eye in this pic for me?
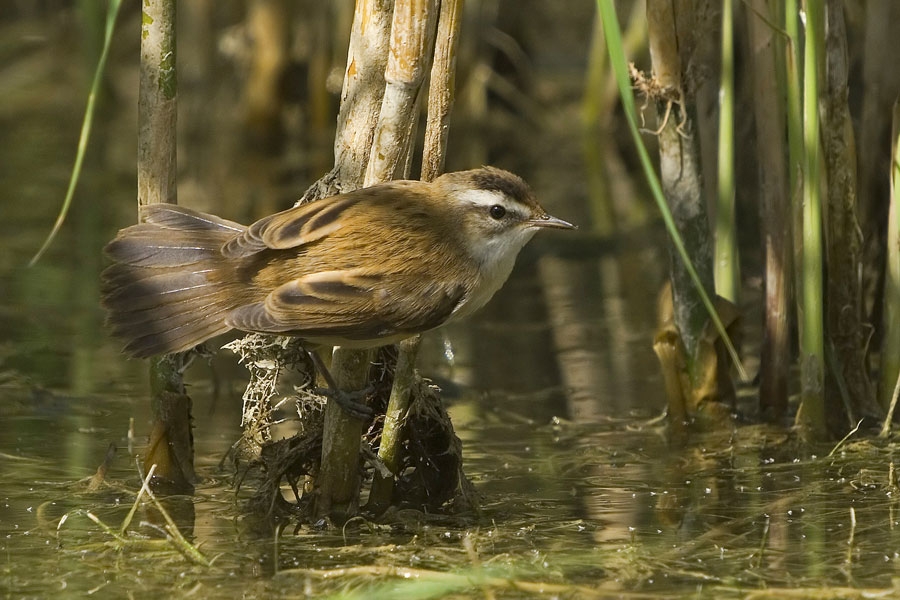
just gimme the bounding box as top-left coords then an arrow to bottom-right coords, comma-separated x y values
489,205 -> 506,220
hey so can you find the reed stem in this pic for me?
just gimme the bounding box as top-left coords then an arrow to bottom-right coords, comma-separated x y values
796,0 -> 826,437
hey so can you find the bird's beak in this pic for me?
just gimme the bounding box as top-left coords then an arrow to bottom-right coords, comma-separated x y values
529,213 -> 577,230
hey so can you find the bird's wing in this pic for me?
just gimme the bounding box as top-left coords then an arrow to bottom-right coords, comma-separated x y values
221,193 -> 365,258
225,269 -> 466,343
220,182 -> 426,258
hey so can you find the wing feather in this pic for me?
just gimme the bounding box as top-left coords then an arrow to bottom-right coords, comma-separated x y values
225,269 -> 466,343
220,182 -> 429,258
221,193 -> 373,258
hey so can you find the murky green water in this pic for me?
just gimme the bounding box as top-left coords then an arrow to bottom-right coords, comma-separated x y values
3,7 -> 900,599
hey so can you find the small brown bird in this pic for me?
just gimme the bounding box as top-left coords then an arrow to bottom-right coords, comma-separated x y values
101,167 -> 574,359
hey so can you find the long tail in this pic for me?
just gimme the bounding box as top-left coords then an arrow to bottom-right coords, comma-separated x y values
101,204 -> 248,358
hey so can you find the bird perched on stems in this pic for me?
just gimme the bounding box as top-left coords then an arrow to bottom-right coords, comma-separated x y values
102,167 -> 574,413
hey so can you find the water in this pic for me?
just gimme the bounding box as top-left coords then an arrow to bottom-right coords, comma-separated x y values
3,6 -> 900,599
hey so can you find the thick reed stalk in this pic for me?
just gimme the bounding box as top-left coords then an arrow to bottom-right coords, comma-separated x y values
317,347 -> 375,521
364,0 -> 438,184
420,0 -> 464,183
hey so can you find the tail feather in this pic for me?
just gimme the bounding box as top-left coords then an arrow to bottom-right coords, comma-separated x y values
101,204 -> 249,358
102,268 -> 220,310
122,307 -> 234,358
142,203 -> 245,233
104,230 -> 228,268
106,290 -> 229,330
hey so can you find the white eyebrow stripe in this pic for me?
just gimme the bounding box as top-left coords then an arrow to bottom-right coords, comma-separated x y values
456,189 -> 508,208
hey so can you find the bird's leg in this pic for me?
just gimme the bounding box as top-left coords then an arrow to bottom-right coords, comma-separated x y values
307,349 -> 374,420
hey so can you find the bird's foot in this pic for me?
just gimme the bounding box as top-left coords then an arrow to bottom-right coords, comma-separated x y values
307,349 -> 374,420
315,385 -> 375,420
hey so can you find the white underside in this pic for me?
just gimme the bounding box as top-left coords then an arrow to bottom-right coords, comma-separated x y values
449,225 -> 537,322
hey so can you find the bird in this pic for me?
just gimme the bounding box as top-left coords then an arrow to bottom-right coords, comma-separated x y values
101,167 -> 574,394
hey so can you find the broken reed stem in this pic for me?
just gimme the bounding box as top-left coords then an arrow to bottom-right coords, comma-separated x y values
119,463 -> 158,535
368,336 -> 422,513
846,506 -> 857,568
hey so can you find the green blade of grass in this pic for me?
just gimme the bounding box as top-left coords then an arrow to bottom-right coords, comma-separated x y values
28,0 -> 124,267
797,0 -> 825,434
596,0 -> 747,381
